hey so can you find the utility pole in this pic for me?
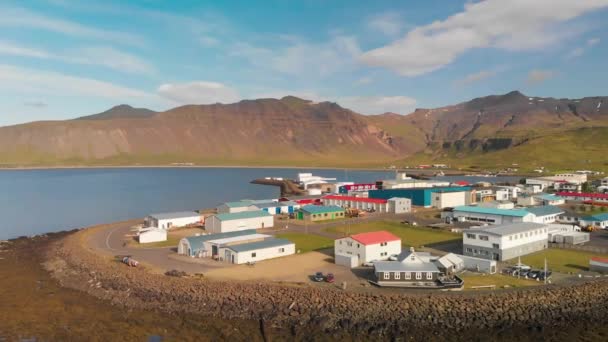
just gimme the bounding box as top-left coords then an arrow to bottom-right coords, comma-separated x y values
518,255 -> 521,279
544,257 -> 548,285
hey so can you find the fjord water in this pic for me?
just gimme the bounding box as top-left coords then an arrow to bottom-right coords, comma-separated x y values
0,167 -> 521,240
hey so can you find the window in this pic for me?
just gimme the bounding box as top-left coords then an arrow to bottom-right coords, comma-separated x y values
466,234 -> 476,239
347,242 -> 352,247
492,244 -> 499,249
383,272 -> 390,280
380,242 -> 387,246
479,235 -> 489,241
405,272 -> 411,279
395,272 -> 401,280
357,243 -> 360,248
415,272 -> 422,280
278,248 -> 285,253
426,272 -> 433,280
251,252 -> 257,258
465,247 -> 473,253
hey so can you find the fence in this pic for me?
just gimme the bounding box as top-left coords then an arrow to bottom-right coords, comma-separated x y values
549,242 -> 608,254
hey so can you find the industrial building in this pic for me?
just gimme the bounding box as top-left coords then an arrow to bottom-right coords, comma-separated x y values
369,186 -> 472,208
430,190 -> 470,209
445,206 -> 534,225
322,195 -> 411,214
517,193 -> 565,206
138,227 -> 167,244
547,224 -> 590,245
251,201 -> 300,215
462,222 -> 548,261
206,210 -> 273,233
580,213 -> 608,229
334,231 -> 401,267
525,206 -> 564,223
216,201 -> 254,214
145,211 -> 202,230
297,205 -> 345,222
376,172 -> 451,190
556,192 -> 608,204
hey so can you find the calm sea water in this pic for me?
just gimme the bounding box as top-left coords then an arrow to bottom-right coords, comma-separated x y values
0,168 -> 521,240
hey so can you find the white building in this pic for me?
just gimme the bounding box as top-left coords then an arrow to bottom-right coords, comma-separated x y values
322,195 -> 411,214
138,228 -> 167,244
446,206 -> 535,225
297,173 -> 337,189
334,231 -> 401,267
250,201 -> 300,215
206,210 -> 274,234
431,190 -> 469,209
223,239 -> 295,264
463,222 -> 549,261
478,201 -> 515,210
145,211 -> 202,230
496,186 -> 521,200
216,201 -> 254,214
526,206 -> 564,224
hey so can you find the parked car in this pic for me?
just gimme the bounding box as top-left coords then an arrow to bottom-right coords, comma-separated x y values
528,270 -> 540,279
538,271 -> 552,281
325,273 -> 335,283
518,269 -> 531,278
313,272 -> 324,282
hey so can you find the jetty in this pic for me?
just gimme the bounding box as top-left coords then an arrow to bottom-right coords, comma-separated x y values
251,178 -> 305,196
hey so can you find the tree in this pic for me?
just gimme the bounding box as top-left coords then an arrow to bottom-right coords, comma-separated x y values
582,182 -> 592,193
601,206 -> 607,212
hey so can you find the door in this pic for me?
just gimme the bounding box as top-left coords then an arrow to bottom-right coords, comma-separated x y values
231,254 -> 235,263
225,250 -> 231,263
212,245 -> 218,257
276,207 -> 281,215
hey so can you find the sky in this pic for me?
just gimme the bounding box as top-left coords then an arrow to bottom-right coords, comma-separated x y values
1,0 -> 607,126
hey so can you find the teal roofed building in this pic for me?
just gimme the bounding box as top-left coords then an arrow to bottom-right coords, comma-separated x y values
448,205 -> 534,225
297,205 -> 345,222
206,210 -> 274,233
581,213 -> 608,229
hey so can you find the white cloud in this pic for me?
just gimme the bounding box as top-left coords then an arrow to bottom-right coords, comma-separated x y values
587,37 -> 600,46
367,12 -> 404,37
336,96 -> 417,115
566,37 -> 601,59
360,0 -> 608,76
527,69 -> 555,84
0,6 -> 144,46
0,64 -> 151,99
0,41 -> 153,74
230,35 -> 361,78
199,36 -> 220,47
157,81 -> 241,105
354,77 -> 373,86
23,101 -> 47,108
454,69 -> 499,86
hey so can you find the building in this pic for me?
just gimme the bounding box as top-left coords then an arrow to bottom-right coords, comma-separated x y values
590,257 -> 608,273
463,222 -> 548,261
580,213 -> 608,229
547,224 -> 589,245
553,181 -> 582,192
334,231 -> 401,267
338,183 -> 378,194
459,255 -> 497,274
138,228 -> 167,244
206,210 -> 274,233
434,253 -> 465,275
517,193 -> 565,206
297,173 -> 337,190
556,192 -> 608,204
216,201 -> 255,214
250,201 -> 300,215
446,206 -> 534,225
297,205 -> 345,222
368,186 -> 472,208
495,186 -> 521,200
431,190 -> 469,209
322,195 -> 411,214
478,200 -> 515,209
145,211 -> 202,230
177,230 -> 294,264
525,206 -> 564,223
475,188 -> 496,203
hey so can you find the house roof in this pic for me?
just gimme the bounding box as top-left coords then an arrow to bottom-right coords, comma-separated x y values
183,229 -> 258,252
221,201 -> 254,208
323,195 -> 387,204
455,181 -> 470,186
227,238 -> 293,253
453,206 -> 531,217
525,205 -> 564,217
584,213 -> 608,222
349,231 -> 401,246
214,210 -> 272,221
556,192 -> 608,199
534,194 -> 563,201
300,205 -> 344,214
148,211 -> 200,220
591,257 -> 608,264
373,251 -> 440,273
251,201 -> 298,209
464,222 -> 546,237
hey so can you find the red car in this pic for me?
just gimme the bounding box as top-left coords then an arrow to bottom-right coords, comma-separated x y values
325,273 -> 335,283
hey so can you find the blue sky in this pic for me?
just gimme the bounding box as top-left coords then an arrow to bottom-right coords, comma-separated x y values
0,0 -> 607,126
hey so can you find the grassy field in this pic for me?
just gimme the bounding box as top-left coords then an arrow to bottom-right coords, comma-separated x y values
275,232 -> 334,253
460,273 -> 541,290
129,236 -> 181,248
516,248 -> 608,273
325,220 -> 461,248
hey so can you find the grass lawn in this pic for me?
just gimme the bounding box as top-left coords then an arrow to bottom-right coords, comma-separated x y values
128,235 -> 181,248
325,220 -> 461,248
460,273 -> 541,290
517,248 -> 608,273
275,232 -> 334,253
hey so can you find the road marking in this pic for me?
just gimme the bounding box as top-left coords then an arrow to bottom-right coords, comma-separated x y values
105,225 -> 123,251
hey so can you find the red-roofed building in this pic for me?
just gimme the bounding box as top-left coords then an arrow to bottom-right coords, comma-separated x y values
322,195 -> 411,214
454,181 -> 470,186
334,230 -> 402,268
556,192 -> 608,203
590,256 -> 608,273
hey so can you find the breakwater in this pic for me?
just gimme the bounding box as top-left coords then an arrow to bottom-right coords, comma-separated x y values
45,226 -> 608,340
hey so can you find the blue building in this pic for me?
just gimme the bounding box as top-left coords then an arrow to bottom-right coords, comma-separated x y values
368,187 -> 471,207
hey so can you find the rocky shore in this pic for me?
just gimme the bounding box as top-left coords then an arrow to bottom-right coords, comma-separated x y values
47,228 -> 608,340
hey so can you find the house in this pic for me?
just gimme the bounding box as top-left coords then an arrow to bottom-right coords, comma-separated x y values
463,222 -> 548,261
297,205 -> 345,222
580,213 -> 608,229
556,192 -> 608,204
435,253 -> 465,274
445,206 -> 534,225
590,257 -> 608,273
177,230 -> 294,264
553,181 -> 582,192
321,195 -> 411,213
525,206 -> 564,223
334,231 -> 401,267
138,227 -> 167,244
145,211 -> 202,230
205,210 -> 274,233
495,186 -> 521,199
368,186 -> 472,207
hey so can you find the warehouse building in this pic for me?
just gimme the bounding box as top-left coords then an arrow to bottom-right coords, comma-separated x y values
580,213 -> 608,229
138,227 -> 168,244
369,186 -> 472,207
206,210 -> 274,233
145,211 -> 202,230
445,206 -> 535,225
251,201 -> 300,215
462,222 -> 548,261
216,201 -> 254,214
431,190 -> 470,209
322,195 -> 411,214
526,206 -> 564,224
297,205 -> 345,222
223,238 -> 295,264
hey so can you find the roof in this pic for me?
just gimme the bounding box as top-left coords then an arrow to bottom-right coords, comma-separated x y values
227,238 -> 293,253
534,194 -> 563,201
453,206 -> 531,217
584,213 -> 608,221
253,201 -> 298,209
591,257 -> 608,264
349,231 -> 401,246
221,201 -> 254,208
464,222 -> 546,237
209,233 -> 271,246
556,192 -> 608,200
183,229 -> 258,252
525,206 -> 564,217
214,210 -> 272,221
455,181 -> 470,186
322,195 -> 387,204
300,205 -> 344,214
148,211 -> 200,220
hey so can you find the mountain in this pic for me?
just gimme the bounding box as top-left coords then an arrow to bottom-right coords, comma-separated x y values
0,92 -> 607,169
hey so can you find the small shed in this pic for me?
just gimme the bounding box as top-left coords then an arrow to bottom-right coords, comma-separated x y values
335,253 -> 359,268
138,228 -> 167,244
459,254 -> 497,274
